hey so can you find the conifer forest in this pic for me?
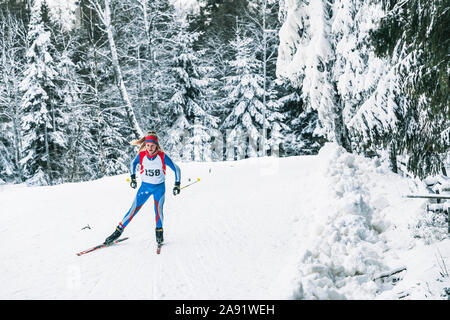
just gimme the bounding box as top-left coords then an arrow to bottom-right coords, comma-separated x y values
0,0 -> 448,186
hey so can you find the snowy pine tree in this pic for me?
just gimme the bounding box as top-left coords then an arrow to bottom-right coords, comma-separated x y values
276,0 -> 409,162
370,0 -> 450,178
278,85 -> 326,156
277,0 -> 344,149
55,34 -> 95,182
163,18 -> 219,162
222,25 -> 283,160
19,0 -> 64,185
328,0 -> 402,163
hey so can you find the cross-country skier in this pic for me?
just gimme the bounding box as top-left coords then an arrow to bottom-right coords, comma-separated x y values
104,131 -> 181,245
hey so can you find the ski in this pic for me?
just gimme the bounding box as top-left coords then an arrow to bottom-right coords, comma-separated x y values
76,237 -> 129,256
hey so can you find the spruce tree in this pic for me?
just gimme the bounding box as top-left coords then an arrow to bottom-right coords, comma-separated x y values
330,0 -> 402,160
278,85 -> 326,156
277,0 -> 352,151
370,0 -> 450,177
276,0 -> 406,162
222,26 -> 283,159
19,0 -> 62,185
163,18 -> 219,162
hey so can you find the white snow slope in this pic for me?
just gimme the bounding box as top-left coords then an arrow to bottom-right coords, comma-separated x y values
0,143 -> 449,299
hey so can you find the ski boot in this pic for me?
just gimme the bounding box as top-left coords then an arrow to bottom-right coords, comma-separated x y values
104,226 -> 123,244
155,227 -> 164,244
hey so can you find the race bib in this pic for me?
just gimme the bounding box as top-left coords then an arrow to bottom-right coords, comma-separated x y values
140,154 -> 165,184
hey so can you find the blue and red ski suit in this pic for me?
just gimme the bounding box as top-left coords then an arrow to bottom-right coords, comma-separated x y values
118,150 -> 181,231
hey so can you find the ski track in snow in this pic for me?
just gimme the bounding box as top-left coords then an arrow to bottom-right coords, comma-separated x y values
0,144 -> 448,299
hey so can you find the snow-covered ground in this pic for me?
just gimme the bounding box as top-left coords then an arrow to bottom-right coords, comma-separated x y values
0,143 -> 448,299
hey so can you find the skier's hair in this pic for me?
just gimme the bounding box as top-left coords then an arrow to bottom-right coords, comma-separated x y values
130,130 -> 164,152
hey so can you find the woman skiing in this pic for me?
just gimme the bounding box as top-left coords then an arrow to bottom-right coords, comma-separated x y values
104,131 -> 181,245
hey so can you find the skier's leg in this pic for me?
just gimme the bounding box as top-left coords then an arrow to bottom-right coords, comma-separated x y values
119,184 -> 152,229
153,184 -> 166,229
104,184 -> 152,244
153,183 -> 166,243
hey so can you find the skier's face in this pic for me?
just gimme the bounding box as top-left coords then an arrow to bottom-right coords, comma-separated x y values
146,142 -> 157,155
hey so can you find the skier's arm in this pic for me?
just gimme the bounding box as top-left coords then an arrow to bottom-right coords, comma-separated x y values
129,154 -> 140,176
164,154 -> 181,184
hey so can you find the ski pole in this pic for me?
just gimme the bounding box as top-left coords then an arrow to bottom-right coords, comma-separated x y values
181,178 -> 200,190
126,177 -> 200,190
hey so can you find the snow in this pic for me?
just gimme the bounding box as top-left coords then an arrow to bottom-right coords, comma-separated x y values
46,0 -> 78,30
0,143 -> 448,299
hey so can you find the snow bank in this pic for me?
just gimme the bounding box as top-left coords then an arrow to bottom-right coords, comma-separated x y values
290,143 -> 449,299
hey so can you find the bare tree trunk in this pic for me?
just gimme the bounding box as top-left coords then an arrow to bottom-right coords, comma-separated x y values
90,0 -> 143,139
12,81 -> 23,181
86,5 -> 106,177
333,108 -> 352,153
1,13 -> 23,181
94,47 -> 105,177
138,0 -> 151,47
332,86 -> 352,153
389,142 -> 398,174
44,123 -> 52,184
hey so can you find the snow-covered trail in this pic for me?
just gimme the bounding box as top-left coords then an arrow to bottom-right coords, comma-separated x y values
1,144 -> 448,299
0,155 -> 318,299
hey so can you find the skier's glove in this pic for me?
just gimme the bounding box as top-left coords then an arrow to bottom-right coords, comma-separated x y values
173,182 -> 180,196
130,174 -> 137,189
